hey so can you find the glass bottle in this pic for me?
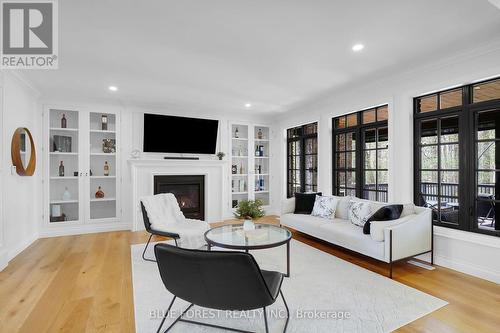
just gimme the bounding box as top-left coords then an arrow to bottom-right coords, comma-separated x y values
257,128 -> 263,139
101,115 -> 108,131
62,187 -> 71,201
61,114 -> 67,128
103,161 -> 110,176
59,161 -> 65,177
95,186 -> 105,198
234,127 -> 239,138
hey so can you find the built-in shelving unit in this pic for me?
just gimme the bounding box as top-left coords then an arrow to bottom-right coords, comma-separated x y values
229,123 -> 271,209
44,107 -> 120,226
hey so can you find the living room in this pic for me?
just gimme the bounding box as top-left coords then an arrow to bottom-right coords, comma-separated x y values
0,1 -> 499,332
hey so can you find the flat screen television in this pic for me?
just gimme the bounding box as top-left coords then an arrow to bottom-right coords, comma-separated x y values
143,113 -> 219,154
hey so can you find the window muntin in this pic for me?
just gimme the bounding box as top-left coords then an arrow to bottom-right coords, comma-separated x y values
473,78 -> 500,104
333,105 -> 389,202
287,122 -> 318,197
417,116 -> 460,226
414,77 -> 500,237
416,88 -> 464,113
363,126 -> 388,201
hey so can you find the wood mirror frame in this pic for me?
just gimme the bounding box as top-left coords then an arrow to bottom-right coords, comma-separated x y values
11,127 -> 36,176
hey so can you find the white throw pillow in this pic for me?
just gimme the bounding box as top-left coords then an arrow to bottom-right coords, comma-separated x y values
311,195 -> 338,219
334,196 -> 352,219
400,203 -> 416,217
348,200 -> 372,227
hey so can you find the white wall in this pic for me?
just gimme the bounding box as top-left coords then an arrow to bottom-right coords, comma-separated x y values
0,72 -> 41,270
270,40 -> 500,283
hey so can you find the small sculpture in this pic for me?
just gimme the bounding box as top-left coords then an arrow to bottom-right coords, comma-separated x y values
95,186 -> 105,198
216,152 -> 225,160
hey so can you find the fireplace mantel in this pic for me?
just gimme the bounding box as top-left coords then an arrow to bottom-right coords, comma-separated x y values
128,158 -> 228,230
127,158 -> 228,167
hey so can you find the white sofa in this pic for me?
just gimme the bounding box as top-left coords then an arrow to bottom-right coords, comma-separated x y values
280,196 -> 433,277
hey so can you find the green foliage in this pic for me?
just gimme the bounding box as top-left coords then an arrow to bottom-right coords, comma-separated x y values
234,199 -> 265,220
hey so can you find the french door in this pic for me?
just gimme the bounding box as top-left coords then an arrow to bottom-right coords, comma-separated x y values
415,114 -> 464,229
415,106 -> 500,235
473,108 -> 500,233
415,78 -> 500,236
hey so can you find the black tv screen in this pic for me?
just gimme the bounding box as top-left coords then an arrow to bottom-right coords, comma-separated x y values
143,114 -> 219,154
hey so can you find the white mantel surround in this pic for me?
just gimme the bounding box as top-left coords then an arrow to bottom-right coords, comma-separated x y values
128,159 -> 228,231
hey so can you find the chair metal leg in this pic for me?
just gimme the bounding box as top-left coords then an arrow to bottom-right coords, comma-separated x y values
156,296 -> 176,333
263,307 -> 269,333
164,303 -> 194,332
280,290 -> 289,333
142,234 -> 156,262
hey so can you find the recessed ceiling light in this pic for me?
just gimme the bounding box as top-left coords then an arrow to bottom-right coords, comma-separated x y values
245,103 -> 252,108
108,86 -> 118,92
352,44 -> 364,52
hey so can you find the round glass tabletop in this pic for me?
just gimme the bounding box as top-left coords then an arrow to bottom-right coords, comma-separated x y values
204,223 -> 292,250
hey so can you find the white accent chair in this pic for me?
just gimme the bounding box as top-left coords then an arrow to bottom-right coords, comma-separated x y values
140,193 -> 210,262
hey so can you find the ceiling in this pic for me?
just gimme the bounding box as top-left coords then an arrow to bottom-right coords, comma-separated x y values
21,0 -> 500,115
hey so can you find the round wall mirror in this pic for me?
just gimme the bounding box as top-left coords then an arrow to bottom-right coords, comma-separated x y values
11,127 -> 36,176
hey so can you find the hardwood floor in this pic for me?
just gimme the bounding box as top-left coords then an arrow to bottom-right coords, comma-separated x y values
0,216 -> 499,332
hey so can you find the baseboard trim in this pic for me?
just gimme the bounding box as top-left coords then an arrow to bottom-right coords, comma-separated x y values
434,254 -> 500,284
39,222 -> 131,238
0,250 -> 8,271
7,233 -> 38,262
434,226 -> 500,248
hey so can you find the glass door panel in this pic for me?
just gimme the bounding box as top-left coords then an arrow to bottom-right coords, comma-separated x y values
304,137 -> 318,192
475,110 -> 500,232
362,126 -> 388,202
417,116 -> 460,225
49,109 -> 80,223
232,124 -> 249,206
89,112 -> 117,220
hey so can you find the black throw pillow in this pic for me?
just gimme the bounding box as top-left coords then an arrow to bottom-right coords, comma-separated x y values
294,192 -> 322,214
363,204 -> 404,234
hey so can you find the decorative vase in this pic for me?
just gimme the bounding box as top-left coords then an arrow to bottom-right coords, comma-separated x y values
243,219 -> 255,231
62,187 -> 71,201
101,115 -> 108,131
95,186 -> 105,198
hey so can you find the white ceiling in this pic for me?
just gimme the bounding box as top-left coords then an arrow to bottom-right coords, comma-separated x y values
21,0 -> 500,115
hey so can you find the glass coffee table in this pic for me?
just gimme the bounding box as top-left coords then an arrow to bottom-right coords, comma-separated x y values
204,223 -> 292,277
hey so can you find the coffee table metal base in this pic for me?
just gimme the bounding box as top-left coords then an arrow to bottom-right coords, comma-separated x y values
206,241 -> 291,278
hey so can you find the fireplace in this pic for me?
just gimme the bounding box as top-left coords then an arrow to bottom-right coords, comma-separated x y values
154,175 -> 205,220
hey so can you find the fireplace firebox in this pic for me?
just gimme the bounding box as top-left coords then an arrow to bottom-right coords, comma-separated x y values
154,175 -> 205,220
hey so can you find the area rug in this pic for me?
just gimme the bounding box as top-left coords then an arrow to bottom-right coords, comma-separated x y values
131,240 -> 447,332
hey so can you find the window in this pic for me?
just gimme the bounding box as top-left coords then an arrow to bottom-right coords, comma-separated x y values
416,116 -> 460,226
287,122 -> 318,197
333,105 -> 389,202
414,77 -> 500,237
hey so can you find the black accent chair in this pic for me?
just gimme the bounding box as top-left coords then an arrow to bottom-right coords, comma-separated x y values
154,243 -> 289,333
140,201 -> 180,262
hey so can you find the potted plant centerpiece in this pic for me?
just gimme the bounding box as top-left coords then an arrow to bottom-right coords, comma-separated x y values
234,199 -> 265,231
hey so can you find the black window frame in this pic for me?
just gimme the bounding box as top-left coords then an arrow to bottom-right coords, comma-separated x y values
286,122 -> 318,198
332,105 -> 389,202
414,77 -> 500,237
